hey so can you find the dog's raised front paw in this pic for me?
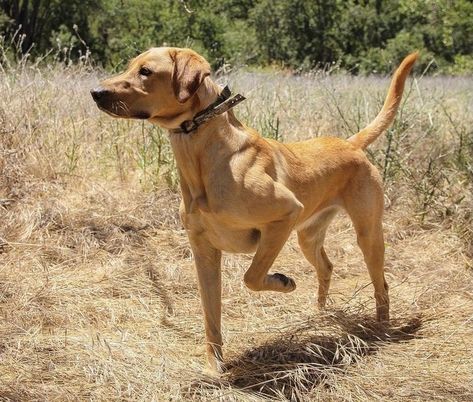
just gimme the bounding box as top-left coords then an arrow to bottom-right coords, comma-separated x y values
272,272 -> 296,292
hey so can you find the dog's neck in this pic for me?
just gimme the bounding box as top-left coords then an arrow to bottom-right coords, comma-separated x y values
196,77 -> 223,112
160,78 -> 248,207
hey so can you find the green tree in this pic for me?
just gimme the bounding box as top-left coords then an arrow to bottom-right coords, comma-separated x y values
1,0 -> 98,56
1,0 -> 472,74
250,0 -> 342,68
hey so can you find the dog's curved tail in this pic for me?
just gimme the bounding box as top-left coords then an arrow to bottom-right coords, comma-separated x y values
347,52 -> 418,150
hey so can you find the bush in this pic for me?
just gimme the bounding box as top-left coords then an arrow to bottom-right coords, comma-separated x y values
1,0 -> 472,74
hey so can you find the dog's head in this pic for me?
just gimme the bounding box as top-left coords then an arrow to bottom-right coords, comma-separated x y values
91,47 -> 211,127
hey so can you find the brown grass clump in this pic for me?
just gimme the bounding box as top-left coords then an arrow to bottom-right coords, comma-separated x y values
0,58 -> 472,401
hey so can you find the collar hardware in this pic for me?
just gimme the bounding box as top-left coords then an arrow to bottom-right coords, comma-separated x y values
169,86 -> 246,134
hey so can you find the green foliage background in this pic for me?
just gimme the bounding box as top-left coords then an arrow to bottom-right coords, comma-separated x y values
1,0 -> 472,73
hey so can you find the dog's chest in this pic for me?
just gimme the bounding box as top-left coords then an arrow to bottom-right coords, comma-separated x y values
187,211 -> 259,253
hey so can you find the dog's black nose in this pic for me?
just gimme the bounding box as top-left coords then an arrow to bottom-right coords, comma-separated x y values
90,87 -> 110,101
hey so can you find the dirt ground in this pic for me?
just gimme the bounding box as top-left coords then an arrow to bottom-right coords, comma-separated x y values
0,180 -> 471,401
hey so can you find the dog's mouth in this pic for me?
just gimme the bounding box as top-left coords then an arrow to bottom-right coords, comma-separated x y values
132,111 -> 151,119
93,99 -> 150,120
95,103 -> 120,117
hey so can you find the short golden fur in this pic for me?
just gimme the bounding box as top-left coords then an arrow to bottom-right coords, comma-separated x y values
92,48 -> 417,371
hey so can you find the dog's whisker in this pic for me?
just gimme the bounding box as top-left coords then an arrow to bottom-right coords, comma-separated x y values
117,100 -> 129,113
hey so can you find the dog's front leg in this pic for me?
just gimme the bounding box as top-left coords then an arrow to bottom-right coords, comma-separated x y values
244,185 -> 303,292
188,231 -> 223,372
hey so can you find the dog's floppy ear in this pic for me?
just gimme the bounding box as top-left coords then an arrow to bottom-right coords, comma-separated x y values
171,49 -> 211,104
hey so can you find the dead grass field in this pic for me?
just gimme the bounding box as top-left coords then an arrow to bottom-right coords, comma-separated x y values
0,61 -> 472,401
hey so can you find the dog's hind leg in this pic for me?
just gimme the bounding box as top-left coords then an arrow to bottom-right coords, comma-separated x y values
343,170 -> 389,321
297,207 -> 339,308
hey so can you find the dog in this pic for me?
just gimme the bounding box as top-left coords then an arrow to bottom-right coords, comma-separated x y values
91,47 -> 417,372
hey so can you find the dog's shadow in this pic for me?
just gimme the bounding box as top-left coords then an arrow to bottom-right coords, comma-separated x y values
189,309 -> 423,400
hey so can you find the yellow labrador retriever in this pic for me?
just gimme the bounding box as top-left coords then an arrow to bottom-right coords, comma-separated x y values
91,48 -> 417,371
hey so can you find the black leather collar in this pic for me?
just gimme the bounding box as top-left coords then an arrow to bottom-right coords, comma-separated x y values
169,86 -> 246,134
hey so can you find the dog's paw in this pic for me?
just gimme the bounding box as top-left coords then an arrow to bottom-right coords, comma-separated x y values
203,362 -> 226,377
272,272 -> 296,292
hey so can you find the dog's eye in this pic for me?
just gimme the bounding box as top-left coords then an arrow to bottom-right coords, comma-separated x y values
139,67 -> 152,76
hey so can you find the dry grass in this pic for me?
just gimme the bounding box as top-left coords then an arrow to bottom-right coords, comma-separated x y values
0,60 -> 472,401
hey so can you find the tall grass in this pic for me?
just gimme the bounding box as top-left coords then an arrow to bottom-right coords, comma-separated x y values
1,51 -> 471,248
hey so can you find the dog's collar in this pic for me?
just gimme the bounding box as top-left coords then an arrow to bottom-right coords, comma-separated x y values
168,86 -> 246,135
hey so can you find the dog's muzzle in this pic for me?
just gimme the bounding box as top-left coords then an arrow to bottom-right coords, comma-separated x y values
91,87 -> 150,119
91,86 -> 111,103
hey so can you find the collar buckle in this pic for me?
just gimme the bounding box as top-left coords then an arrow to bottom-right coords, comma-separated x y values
180,119 -> 198,134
